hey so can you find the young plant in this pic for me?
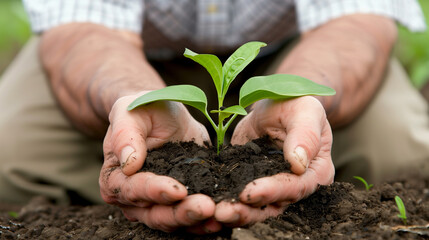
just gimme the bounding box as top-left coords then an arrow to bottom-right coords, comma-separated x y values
128,41 -> 336,153
395,195 -> 407,225
353,176 -> 373,191
7,211 -> 18,219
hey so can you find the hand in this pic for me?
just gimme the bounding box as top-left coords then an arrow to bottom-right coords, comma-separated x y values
215,96 -> 335,226
99,93 -> 221,233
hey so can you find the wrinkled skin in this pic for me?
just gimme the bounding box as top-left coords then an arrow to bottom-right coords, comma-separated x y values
99,94 -> 334,233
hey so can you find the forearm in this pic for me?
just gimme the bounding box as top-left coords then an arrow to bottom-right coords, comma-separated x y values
276,14 -> 397,128
40,23 -> 165,137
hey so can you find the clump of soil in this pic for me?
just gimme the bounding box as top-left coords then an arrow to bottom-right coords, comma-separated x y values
142,137 -> 291,202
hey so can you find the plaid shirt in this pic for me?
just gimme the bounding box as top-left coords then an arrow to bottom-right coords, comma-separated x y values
23,0 -> 426,58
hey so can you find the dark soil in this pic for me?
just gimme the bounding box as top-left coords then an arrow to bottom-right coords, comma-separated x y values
1,139 -> 428,239
141,137 -> 290,202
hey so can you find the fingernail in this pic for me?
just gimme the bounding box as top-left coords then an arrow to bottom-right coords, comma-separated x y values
187,211 -> 202,221
294,146 -> 308,169
203,218 -> 222,233
120,146 -> 135,169
161,192 -> 175,203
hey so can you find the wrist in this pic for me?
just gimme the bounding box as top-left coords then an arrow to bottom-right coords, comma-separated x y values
91,83 -> 148,121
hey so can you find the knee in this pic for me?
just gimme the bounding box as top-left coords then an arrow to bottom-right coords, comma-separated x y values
332,97 -> 429,183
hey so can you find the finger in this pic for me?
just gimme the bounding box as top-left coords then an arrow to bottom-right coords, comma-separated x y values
185,218 -> 223,235
100,163 -> 187,206
240,155 -> 335,207
282,96 -> 327,175
215,201 -> 285,227
121,194 -> 216,232
231,112 -> 259,145
108,108 -> 150,176
144,101 -> 211,148
182,119 -> 212,146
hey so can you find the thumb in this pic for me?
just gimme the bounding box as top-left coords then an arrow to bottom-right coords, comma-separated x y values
112,123 -> 148,175
282,97 -> 326,175
231,112 -> 259,145
119,139 -> 147,176
108,102 -> 150,176
283,144 -> 312,175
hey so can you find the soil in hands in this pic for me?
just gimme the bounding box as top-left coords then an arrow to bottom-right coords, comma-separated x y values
141,137 -> 291,202
0,138 -> 428,239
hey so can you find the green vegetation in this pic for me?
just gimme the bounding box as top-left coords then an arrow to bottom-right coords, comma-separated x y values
395,195 -> 407,225
395,0 -> 429,88
7,211 -> 19,218
128,42 -> 336,153
353,176 -> 373,191
0,0 -> 31,75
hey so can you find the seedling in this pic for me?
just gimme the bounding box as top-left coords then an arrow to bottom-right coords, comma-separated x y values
395,195 -> 407,225
353,176 -> 373,191
128,41 -> 336,153
7,211 -> 18,218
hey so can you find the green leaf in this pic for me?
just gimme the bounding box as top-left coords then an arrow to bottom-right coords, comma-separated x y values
128,85 -> 208,114
222,41 -> 267,96
220,105 -> 247,116
239,74 -> 336,108
353,176 -> 373,191
184,48 -> 223,96
211,105 -> 247,122
395,196 -> 407,225
211,105 -> 247,124
211,105 -> 247,115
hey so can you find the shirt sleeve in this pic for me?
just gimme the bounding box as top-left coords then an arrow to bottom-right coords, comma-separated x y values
22,0 -> 144,33
295,0 -> 427,32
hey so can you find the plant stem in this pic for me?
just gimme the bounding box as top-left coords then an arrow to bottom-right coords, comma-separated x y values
203,110 -> 218,134
215,114 -> 238,154
216,125 -> 224,154
224,114 -> 238,131
216,94 -> 225,154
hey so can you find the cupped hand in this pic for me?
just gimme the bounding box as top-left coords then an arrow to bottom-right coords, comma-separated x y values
99,92 -> 221,233
215,96 -> 335,226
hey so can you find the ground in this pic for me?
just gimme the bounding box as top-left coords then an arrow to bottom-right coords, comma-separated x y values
0,139 -> 428,239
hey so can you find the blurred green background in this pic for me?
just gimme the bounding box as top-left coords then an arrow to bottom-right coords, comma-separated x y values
395,0 -> 429,89
0,0 -> 31,75
0,0 -> 429,88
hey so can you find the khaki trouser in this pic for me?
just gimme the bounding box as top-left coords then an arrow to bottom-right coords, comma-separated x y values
0,37 -> 428,204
